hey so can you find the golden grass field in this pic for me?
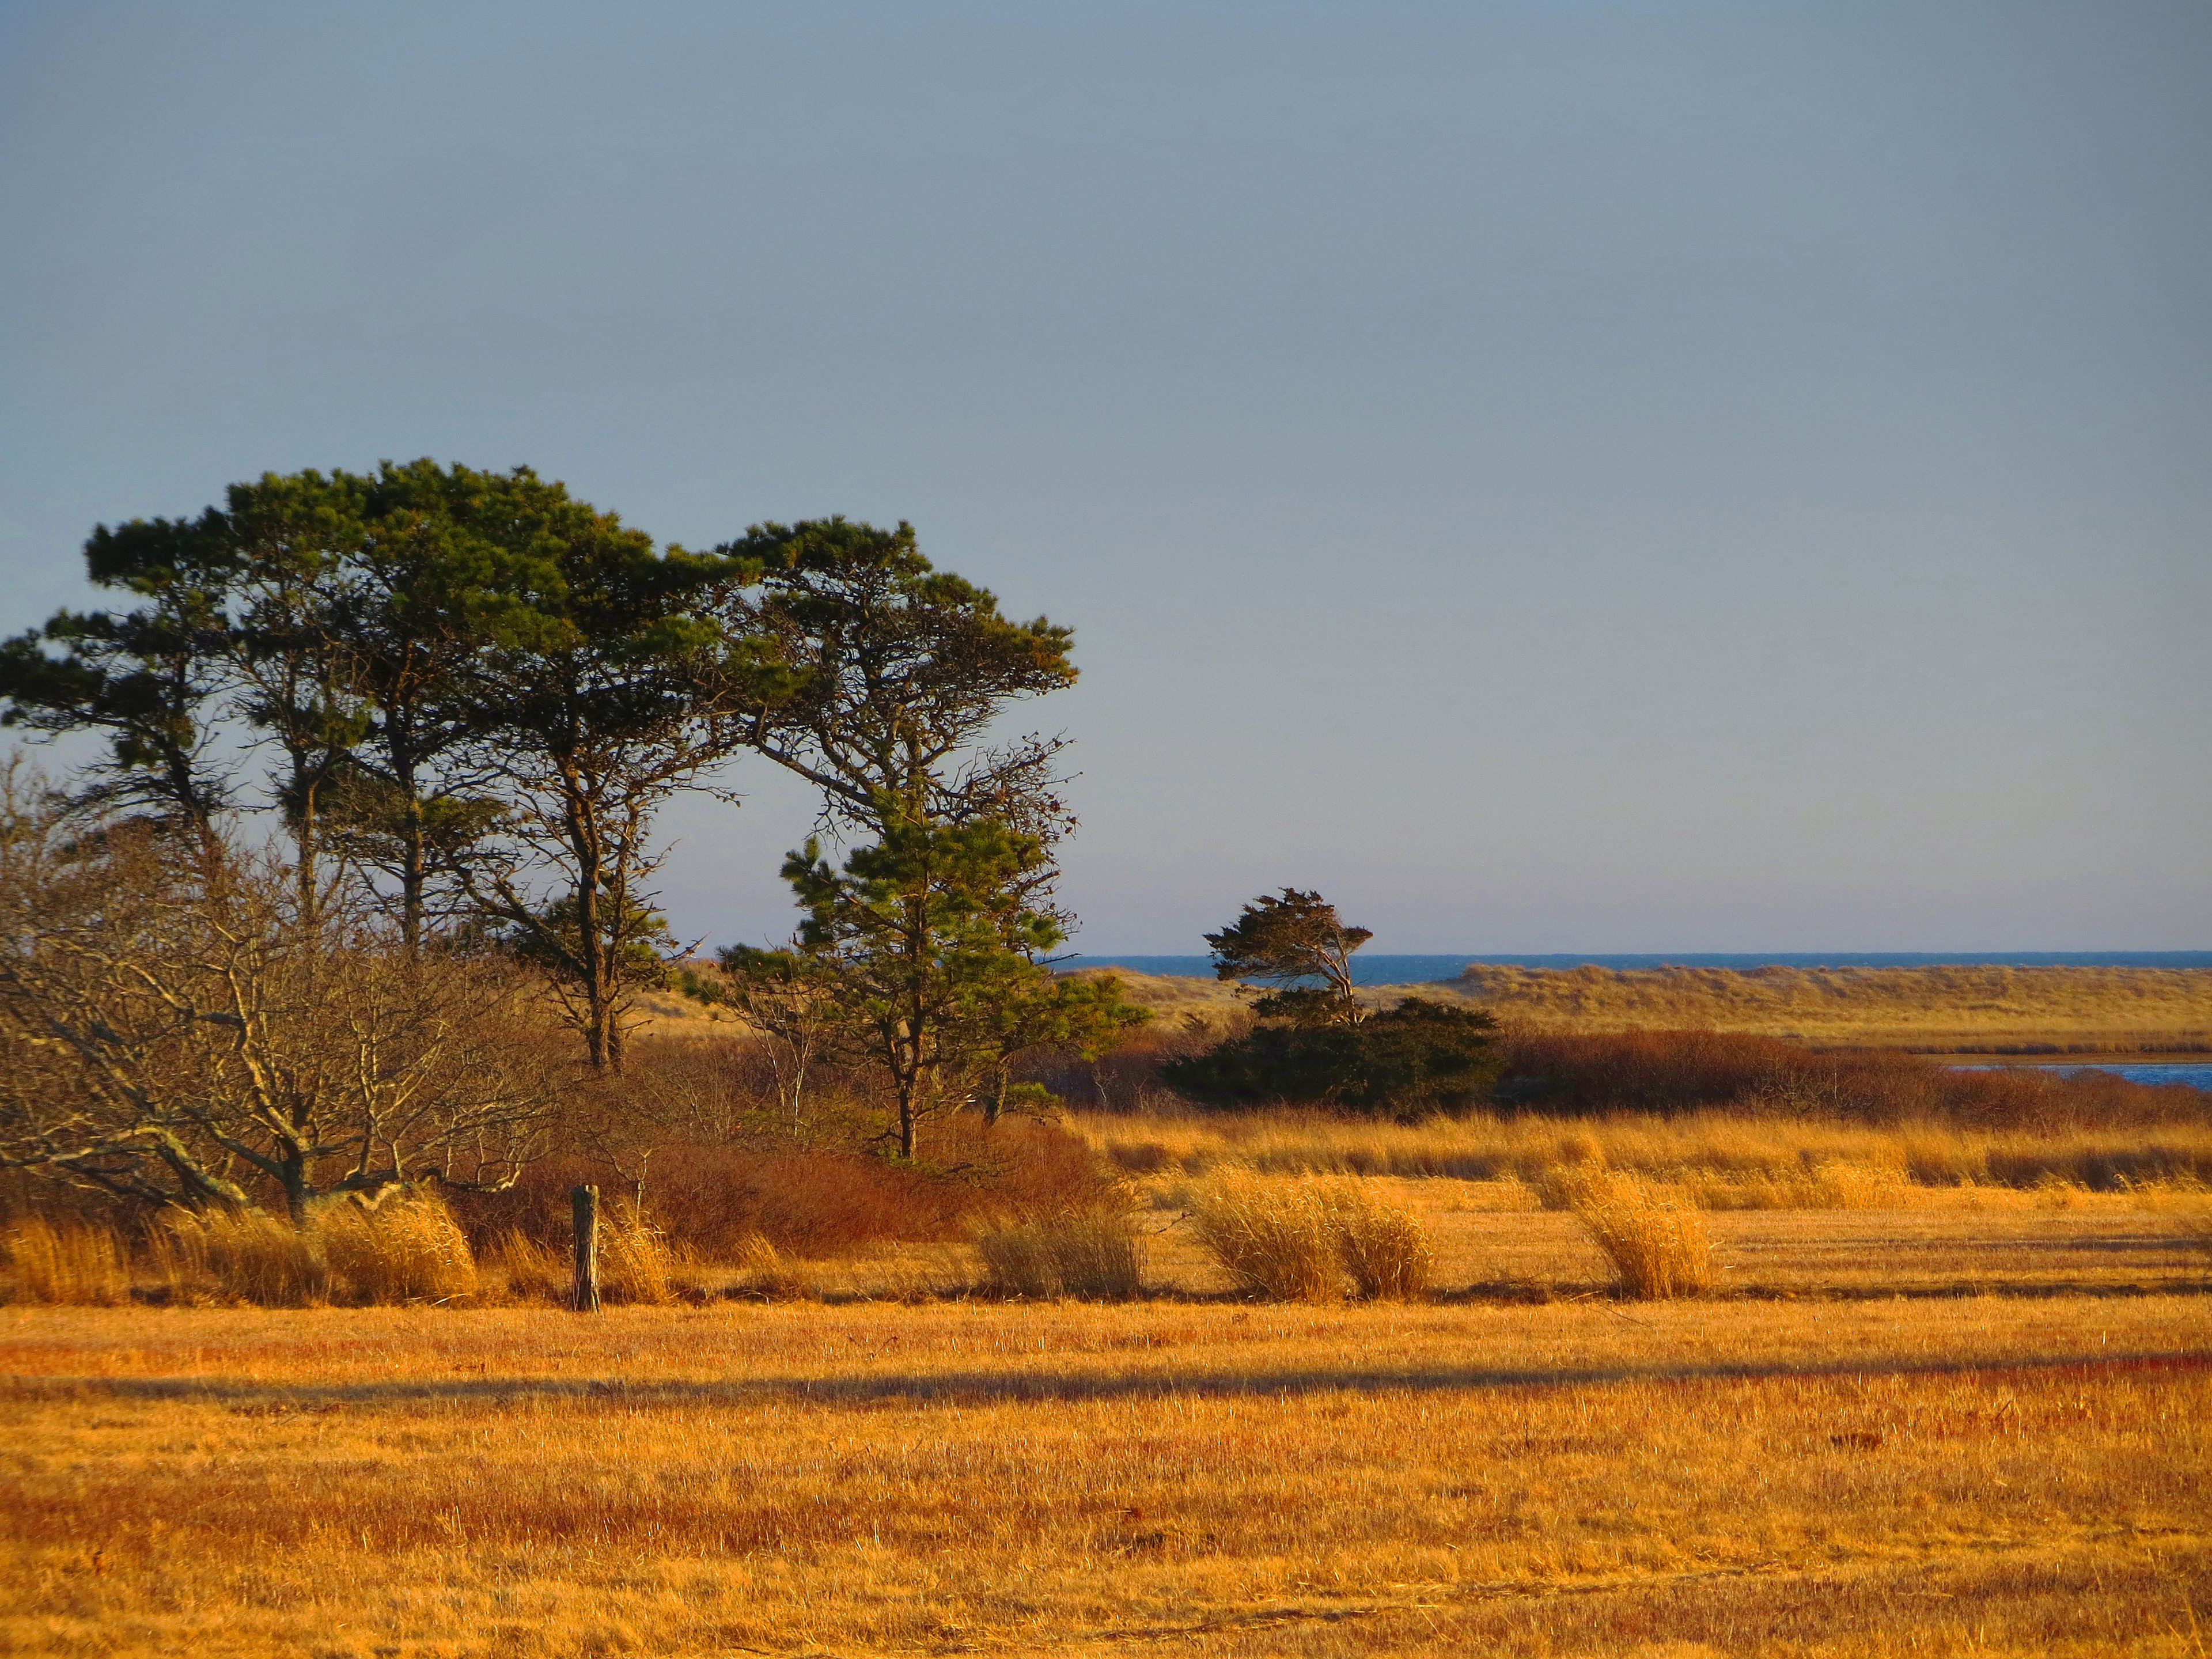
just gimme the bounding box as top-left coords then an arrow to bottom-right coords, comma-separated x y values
1077,1106 -> 2212,1191
1080,965 -> 2212,1052
6,1161 -> 2211,1658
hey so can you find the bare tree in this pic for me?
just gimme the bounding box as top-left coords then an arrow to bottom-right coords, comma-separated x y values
0,780 -> 566,1224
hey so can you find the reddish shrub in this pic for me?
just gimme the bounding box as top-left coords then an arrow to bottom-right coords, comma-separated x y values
1493,1030 -> 2205,1130
452,1117 -> 1120,1262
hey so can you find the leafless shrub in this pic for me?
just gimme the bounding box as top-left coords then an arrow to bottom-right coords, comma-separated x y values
0,788 -> 567,1224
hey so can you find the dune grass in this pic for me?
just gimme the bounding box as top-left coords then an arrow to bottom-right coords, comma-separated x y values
1447,962 -> 2212,1048
1,1218 -> 130,1307
1554,1171 -> 1717,1299
1051,963 -> 2212,1050
1183,1172 -> 1434,1302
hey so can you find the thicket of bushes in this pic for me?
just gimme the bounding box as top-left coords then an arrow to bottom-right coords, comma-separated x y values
6,1001 -> 2203,1309
1158,999 -> 1503,1115
0,991 -> 1136,1306
1050,1018 -> 2204,1131
1490,1029 -> 2203,1128
450,1107 -> 1119,1263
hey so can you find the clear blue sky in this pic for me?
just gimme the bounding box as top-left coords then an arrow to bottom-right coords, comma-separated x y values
3,2 -> 2206,953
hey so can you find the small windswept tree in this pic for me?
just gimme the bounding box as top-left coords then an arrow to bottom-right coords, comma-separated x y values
1205,888 -> 1373,1027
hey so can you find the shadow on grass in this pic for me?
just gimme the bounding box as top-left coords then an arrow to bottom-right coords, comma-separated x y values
10,1349 -> 2207,1412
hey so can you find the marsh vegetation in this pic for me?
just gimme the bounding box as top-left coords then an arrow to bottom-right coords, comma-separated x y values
1,464 -> 2207,1654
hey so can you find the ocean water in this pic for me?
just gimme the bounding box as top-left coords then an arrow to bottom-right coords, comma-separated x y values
1065,951 -> 2212,987
1953,1062 -> 2212,1090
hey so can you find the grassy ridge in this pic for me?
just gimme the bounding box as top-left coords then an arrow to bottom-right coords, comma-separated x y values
1066,964 -> 2212,1050
1444,963 -> 2212,1049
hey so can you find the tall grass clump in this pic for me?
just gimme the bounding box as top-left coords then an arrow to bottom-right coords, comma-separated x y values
143,1191 -> 479,1305
976,1211 -> 1145,1300
1566,1172 -> 1715,1299
3,1217 -> 131,1305
482,1229 -> 570,1304
316,1191 -> 479,1304
727,1232 -> 817,1301
600,1205 -> 677,1305
1318,1180 -> 1432,1300
1187,1172 -> 1438,1301
153,1209 -> 331,1306
1188,1172 -> 1342,1301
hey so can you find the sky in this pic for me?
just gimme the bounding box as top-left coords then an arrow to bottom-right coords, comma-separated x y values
2,1 -> 2206,954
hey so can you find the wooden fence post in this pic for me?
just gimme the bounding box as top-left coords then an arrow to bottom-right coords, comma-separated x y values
571,1184 -> 601,1312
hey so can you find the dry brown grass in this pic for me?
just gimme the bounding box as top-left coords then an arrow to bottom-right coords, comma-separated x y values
1321,1179 -> 1433,1300
722,1231 -> 819,1301
1063,965 -> 1251,1028
1188,1171 -> 1347,1301
1446,962 -> 2212,1048
7,1194 -> 489,1309
1,1218 -> 130,1306
1184,1173 -> 1436,1302
2,1297 -> 2207,1657
975,1211 -> 1146,1300
596,1204 -> 677,1305
1078,1105 -> 2212,1194
1043,963 -> 2212,1055
4,1115 -> 2207,1655
148,1208 -> 330,1306
480,1228 -> 571,1304
1560,1172 -> 1717,1299
315,1191 -> 480,1305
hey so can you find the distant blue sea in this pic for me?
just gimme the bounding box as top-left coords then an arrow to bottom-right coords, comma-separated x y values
1065,952 -> 2212,987
1953,1062 -> 2212,1089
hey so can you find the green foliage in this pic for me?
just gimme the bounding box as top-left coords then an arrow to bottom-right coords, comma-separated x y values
975,969 -> 1150,1119
1,480 -> 1077,1085
0,512 -> 238,836
711,520 -> 1093,1147
438,472 -> 772,1069
717,517 -> 1077,834
1205,888 -> 1373,1026
757,815 -> 1066,1157
1161,998 -> 1503,1115
499,891 -> 679,983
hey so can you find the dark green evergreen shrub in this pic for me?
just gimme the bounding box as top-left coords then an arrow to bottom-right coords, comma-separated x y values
1160,998 -> 1502,1114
